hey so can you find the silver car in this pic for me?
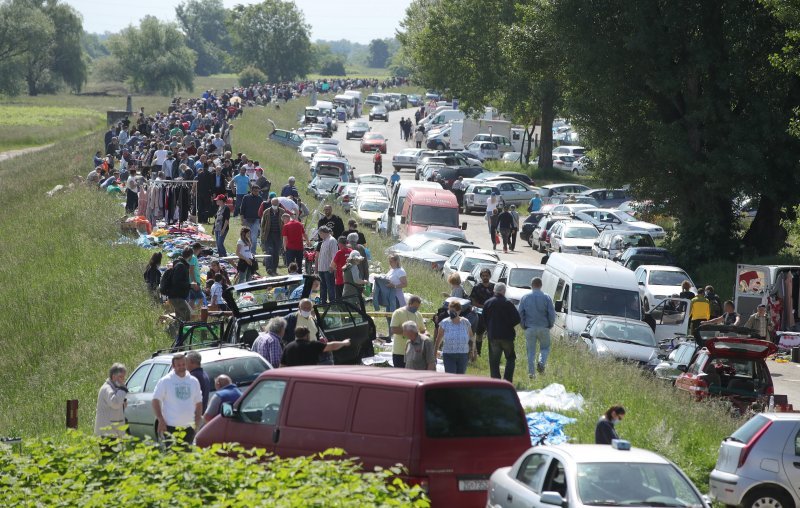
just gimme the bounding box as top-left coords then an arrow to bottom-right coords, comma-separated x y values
124,345 -> 270,440
463,180 -> 539,214
392,148 -> 424,171
488,443 -> 709,508
710,413 -> 800,508
580,316 -> 659,368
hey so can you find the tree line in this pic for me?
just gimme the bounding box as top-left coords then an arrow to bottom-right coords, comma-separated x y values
398,0 -> 800,264
0,0 -> 403,98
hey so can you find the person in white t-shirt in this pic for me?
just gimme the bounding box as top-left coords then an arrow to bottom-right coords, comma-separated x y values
152,354 -> 202,447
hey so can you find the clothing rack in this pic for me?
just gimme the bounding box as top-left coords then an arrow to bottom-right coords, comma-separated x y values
146,179 -> 198,231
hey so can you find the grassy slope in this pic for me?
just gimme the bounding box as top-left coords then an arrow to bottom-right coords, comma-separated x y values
0,82 -> 738,487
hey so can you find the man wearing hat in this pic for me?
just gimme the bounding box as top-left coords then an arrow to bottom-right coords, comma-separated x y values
213,194 -> 230,257
240,184 -> 264,255
342,250 -> 367,300
745,304 -> 774,340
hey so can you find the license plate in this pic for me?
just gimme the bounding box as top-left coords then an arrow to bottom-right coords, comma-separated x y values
458,479 -> 489,491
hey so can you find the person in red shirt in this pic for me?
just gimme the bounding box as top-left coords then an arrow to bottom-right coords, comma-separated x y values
282,214 -> 307,271
330,236 -> 352,301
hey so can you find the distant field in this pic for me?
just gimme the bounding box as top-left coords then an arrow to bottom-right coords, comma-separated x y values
0,105 -> 103,152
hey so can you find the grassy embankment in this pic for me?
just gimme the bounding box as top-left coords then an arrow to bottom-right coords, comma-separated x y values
1,80 -> 739,487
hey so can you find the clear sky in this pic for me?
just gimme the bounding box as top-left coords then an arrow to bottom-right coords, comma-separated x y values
65,0 -> 411,44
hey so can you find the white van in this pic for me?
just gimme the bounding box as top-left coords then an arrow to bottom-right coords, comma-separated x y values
419,106 -> 453,126
343,90 -> 362,116
386,180 -> 443,237
422,110 -> 466,131
542,253 -> 641,341
334,95 -> 354,118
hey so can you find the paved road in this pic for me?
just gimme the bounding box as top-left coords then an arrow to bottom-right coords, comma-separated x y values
766,359 -> 800,407
329,107 -> 545,265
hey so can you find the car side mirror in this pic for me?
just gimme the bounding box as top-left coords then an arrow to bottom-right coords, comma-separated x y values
540,492 -> 566,506
638,281 -> 644,285
554,300 -> 563,312
593,242 -> 599,246
677,365 -> 688,373
580,332 -> 592,340
388,208 -> 395,216
400,216 -> 406,224
221,402 -> 235,418
466,275 -> 475,282
613,254 -> 622,261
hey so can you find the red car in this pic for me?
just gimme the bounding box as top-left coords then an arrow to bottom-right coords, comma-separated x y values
195,366 -> 530,507
675,336 -> 777,411
359,133 -> 387,153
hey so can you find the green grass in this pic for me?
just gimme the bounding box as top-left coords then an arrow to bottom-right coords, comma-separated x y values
307,65 -> 394,80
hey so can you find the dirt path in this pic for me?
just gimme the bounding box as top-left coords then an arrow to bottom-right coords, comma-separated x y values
0,143 -> 55,162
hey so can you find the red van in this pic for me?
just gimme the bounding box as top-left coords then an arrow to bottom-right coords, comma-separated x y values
398,187 -> 463,239
195,366 -> 530,507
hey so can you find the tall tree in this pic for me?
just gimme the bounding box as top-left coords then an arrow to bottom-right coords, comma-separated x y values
227,0 -> 312,82
175,0 -> 232,76
108,16 -> 196,95
367,39 -> 390,68
550,0 -> 800,262
0,0 -> 57,95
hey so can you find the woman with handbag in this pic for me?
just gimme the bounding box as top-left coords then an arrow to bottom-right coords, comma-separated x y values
236,227 -> 257,283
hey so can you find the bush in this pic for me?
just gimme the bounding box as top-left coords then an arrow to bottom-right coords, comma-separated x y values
0,433 -> 430,506
239,66 -> 268,87
317,56 -> 347,76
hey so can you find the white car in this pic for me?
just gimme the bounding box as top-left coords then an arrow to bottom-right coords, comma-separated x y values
351,197 -> 390,226
489,261 -> 544,306
575,208 -> 665,239
551,145 -> 586,158
634,265 -> 696,311
487,442 -> 709,508
464,141 -> 500,161
549,204 -> 596,215
441,249 -> 499,283
581,316 -> 659,367
392,148 -> 424,171
547,220 -> 599,255
355,183 -> 388,200
462,180 -> 539,214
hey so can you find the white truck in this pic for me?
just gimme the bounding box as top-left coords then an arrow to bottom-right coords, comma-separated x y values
427,118 -> 513,150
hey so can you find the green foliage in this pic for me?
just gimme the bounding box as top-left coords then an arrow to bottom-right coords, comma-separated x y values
367,39 -> 391,68
238,66 -> 268,87
107,16 -> 196,96
81,31 -> 110,60
227,0 -> 313,82
0,435 -> 430,506
175,0 -> 233,76
90,56 -> 126,84
313,43 -> 347,76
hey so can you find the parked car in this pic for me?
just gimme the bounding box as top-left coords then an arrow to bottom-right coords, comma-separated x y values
473,171 -> 536,187
355,174 -> 388,186
487,442 -> 709,508
369,104 -> 389,122
391,148 -> 424,171
675,336 -> 777,410
539,196 -> 600,214
572,155 -> 592,174
592,230 -> 655,260
431,165 -> 488,190
489,261 -> 544,305
617,247 -> 677,270
351,198 -> 390,227
335,185 -> 359,212
552,145 -> 586,158
268,123 -> 304,148
547,221 -> 599,255
345,120 -> 370,139
395,239 -> 480,271
308,175 -> 339,200
710,413 -> 800,508
581,316 -> 659,368
124,345 -> 270,440
634,265 -> 696,311
442,249 -> 500,284
654,341 -> 700,384
360,132 -> 387,153
386,231 -> 472,255
539,183 -> 591,198
549,204 -> 596,216
530,215 -> 572,252
463,262 -> 501,297
197,367 -> 530,507
463,180 -> 538,213
520,212 -> 547,245
553,154 -> 577,173
575,208 -> 665,238
464,141 -> 501,161
416,155 -> 477,180
579,188 -> 630,208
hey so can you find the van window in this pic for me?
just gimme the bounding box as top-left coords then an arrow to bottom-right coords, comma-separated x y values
571,283 -> 641,319
286,382 -> 351,431
205,357 -> 269,386
425,387 -> 527,438
352,388 -> 409,436
240,380 -> 287,425
553,279 -> 566,303
411,205 -> 459,228
144,363 -> 170,393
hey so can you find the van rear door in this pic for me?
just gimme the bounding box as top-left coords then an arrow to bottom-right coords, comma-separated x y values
415,384 -> 530,507
314,300 -> 376,364
648,298 -> 692,341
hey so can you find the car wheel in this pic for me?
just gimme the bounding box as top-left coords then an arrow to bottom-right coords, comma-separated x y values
643,298 -> 650,312
744,489 -> 793,508
436,143 -> 445,150
573,169 -> 578,175
462,204 -> 470,214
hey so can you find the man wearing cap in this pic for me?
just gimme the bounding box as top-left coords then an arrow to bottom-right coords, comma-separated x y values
281,177 -> 299,198
213,194 -> 230,256
260,197 -> 284,275
342,250 -> 367,299
240,184 -> 264,255
282,213 -> 307,271
745,304 -> 774,340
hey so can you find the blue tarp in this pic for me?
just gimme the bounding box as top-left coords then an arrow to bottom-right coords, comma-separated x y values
526,411 -> 577,446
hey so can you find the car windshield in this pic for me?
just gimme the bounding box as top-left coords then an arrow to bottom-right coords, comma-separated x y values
205,356 -> 269,386
412,205 -> 459,227
619,233 -> 655,248
351,121 -> 368,129
577,462 -> 703,507
462,256 -> 492,273
364,133 -> 384,140
229,276 -> 305,311
571,284 -> 641,319
398,234 -> 437,250
616,211 -> 637,222
649,271 -> 689,286
564,226 -> 598,239
508,268 -> 543,288
594,320 -> 656,346
425,387 -> 527,438
359,201 -> 388,212
315,178 -> 338,191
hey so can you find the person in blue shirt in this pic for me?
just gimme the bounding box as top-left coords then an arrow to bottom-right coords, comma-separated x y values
390,168 -> 401,187
230,166 -> 251,217
517,277 -> 556,378
529,193 -> 543,212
